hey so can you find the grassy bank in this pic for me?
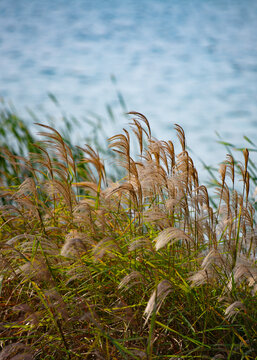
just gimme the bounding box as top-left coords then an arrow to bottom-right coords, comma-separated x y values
0,108 -> 256,359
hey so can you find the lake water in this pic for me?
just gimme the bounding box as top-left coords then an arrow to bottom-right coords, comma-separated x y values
0,0 -> 257,180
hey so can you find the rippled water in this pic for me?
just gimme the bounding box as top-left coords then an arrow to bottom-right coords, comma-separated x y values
0,0 -> 257,176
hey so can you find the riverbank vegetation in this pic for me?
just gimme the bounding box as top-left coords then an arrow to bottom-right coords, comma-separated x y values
0,105 -> 256,359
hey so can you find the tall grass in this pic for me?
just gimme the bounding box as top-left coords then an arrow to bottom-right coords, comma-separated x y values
199,132 -> 257,210
0,109 -> 256,359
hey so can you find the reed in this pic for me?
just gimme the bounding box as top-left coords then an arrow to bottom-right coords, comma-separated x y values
0,109 -> 256,359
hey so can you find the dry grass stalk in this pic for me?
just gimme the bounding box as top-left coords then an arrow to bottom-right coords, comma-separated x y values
154,227 -> 192,251
143,280 -> 172,325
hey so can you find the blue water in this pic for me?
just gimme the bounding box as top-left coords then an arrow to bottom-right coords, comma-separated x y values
0,0 -> 257,177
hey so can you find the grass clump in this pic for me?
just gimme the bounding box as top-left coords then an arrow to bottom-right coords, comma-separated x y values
0,111 -> 256,359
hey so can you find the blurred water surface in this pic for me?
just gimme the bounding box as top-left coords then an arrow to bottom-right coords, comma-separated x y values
0,0 -> 257,174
